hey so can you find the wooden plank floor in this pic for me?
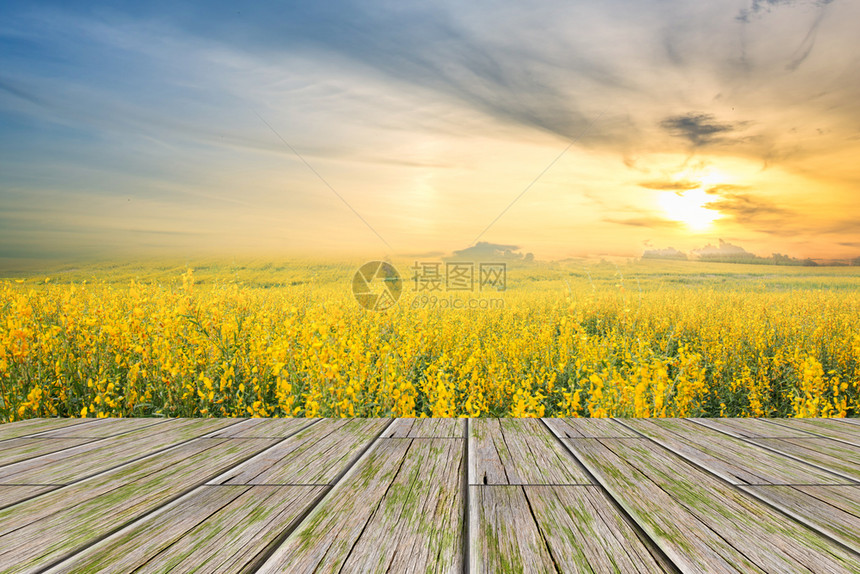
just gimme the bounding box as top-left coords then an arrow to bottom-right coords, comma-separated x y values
0,418 -> 857,573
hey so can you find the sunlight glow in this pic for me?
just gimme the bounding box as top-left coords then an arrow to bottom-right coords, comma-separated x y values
659,188 -> 722,231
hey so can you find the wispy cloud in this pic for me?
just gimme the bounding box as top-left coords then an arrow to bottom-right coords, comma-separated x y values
1,0 -> 859,261
660,113 -> 746,147
736,0 -> 834,23
638,180 -> 702,191
604,217 -> 681,229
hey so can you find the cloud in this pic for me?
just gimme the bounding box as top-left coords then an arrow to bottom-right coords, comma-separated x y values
638,180 -> 701,191
448,241 -> 526,260
692,239 -> 756,258
705,184 -> 860,238
786,7 -> 828,71
604,217 -> 681,228
705,183 -> 751,195
0,78 -> 43,106
660,113 -> 744,147
2,1 -> 860,260
643,246 -> 687,259
705,188 -> 798,234
737,0 -> 834,23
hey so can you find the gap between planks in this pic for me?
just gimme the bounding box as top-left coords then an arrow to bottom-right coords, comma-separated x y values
538,419 -> 683,574
236,417 -> 398,573
614,418 -> 860,562
33,418 -> 347,573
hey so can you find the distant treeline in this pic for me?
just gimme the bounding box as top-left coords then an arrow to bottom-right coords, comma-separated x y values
643,251 -> 860,267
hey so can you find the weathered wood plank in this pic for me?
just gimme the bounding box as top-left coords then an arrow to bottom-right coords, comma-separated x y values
544,417 -> 640,438
258,438 -> 464,573
0,419 -> 93,441
795,485 -> 860,516
212,418 -> 389,485
469,485 -> 555,573
256,439 -> 409,573
33,417 -> 167,438
338,438 -> 463,573
382,417 -> 464,438
0,437 -> 279,573
0,418 -> 241,485
769,418 -> 860,447
46,485 -> 325,574
747,437 -> 860,483
206,418 -> 317,438
622,418 -> 844,485
740,485 -> 860,550
691,417 -> 816,438
561,439 -> 754,574
0,439 -> 93,468
470,418 -> 590,485
524,485 -> 669,573
0,486 -> 55,509
563,437 -> 860,573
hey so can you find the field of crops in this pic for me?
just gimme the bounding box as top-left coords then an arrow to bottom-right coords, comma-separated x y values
1,258 -> 859,422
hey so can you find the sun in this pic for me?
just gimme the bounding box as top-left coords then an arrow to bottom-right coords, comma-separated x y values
658,188 -> 721,231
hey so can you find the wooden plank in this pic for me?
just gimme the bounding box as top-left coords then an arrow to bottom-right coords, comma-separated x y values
258,438 -> 464,573
469,485 -> 556,573
524,485 -> 669,573
0,439 -> 93,468
206,418 -> 317,438
740,485 -> 860,551
0,419 -> 93,441
470,419 -> 506,485
382,417 -> 464,438
795,485 -> 860,516
841,418 -> 860,426
0,486 -> 55,509
46,485 -> 325,574
33,417 -> 167,438
0,437 -> 279,573
747,438 -> 860,483
470,419 -> 590,485
212,418 -> 389,485
544,417 -> 640,438
0,418 -> 241,485
691,417 -> 816,438
562,437 -> 860,573
622,418 -> 845,485
769,419 -> 860,447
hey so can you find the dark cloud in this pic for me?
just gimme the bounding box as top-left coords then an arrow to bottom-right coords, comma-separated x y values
737,0 -> 834,23
638,180 -> 701,191
446,241 -> 531,261
786,3 -> 834,71
660,113 -> 743,147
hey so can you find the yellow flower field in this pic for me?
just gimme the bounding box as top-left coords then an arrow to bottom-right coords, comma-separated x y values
1,259 -> 858,421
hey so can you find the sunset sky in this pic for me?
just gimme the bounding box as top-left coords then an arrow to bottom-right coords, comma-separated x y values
1,0 -> 859,263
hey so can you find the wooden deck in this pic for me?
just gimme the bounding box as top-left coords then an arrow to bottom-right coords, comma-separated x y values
0,417 -> 858,573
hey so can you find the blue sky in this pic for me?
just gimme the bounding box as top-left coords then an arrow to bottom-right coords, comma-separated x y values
2,0 -> 859,263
